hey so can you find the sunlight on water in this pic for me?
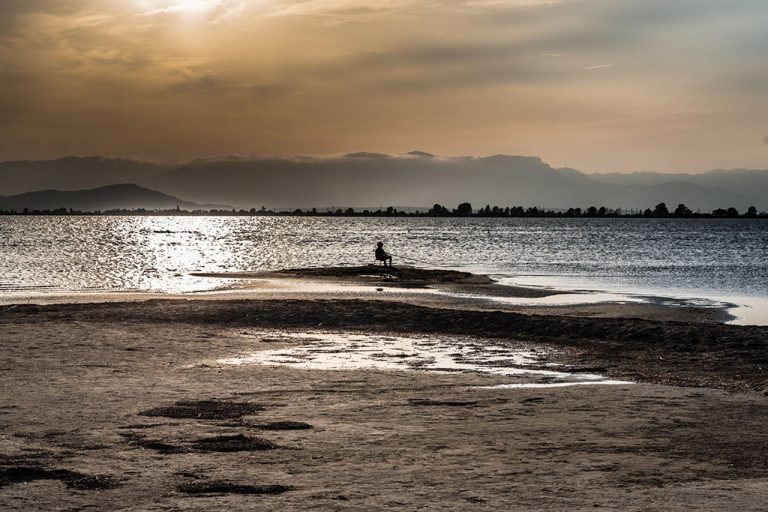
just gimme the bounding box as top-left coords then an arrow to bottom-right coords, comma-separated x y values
0,217 -> 766,311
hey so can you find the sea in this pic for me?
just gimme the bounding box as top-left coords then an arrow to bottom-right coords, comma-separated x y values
1,216 -> 766,324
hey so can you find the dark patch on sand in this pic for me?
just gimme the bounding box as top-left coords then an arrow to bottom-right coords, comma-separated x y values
408,399 -> 480,407
118,423 -> 168,430
177,480 -> 292,495
120,432 -> 190,454
191,434 -> 278,452
121,432 -> 278,454
254,421 -> 314,431
140,400 -> 264,420
66,474 -> 123,490
565,366 -> 609,374
0,466 -> 121,490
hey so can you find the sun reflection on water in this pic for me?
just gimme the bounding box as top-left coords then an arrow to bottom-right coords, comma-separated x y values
1,217 -> 767,308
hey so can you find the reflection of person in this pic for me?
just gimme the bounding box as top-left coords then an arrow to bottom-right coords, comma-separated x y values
375,241 -> 393,267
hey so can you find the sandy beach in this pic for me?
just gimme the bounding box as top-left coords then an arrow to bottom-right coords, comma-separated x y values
2,266 -> 768,510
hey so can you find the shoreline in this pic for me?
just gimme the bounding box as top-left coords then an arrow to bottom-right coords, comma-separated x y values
1,264 -> 740,324
0,264 -> 768,326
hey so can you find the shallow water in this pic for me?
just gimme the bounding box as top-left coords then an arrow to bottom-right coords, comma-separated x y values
0,216 -> 766,322
217,331 -> 629,387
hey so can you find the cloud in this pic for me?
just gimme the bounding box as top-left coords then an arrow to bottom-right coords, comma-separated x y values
1,0 -> 768,172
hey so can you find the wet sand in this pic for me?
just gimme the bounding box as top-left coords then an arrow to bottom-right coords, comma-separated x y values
2,267 -> 768,510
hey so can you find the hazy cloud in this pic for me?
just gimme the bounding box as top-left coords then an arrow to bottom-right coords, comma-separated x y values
1,0 -> 767,171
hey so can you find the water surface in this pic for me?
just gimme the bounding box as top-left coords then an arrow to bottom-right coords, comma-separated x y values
1,216 -> 765,322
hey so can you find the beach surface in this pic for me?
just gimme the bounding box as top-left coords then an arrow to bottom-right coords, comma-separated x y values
2,266 -> 768,510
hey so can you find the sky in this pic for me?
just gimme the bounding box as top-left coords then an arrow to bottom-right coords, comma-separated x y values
1,0 -> 767,172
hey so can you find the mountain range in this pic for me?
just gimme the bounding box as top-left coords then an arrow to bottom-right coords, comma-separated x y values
0,184 -> 221,212
0,154 -> 766,211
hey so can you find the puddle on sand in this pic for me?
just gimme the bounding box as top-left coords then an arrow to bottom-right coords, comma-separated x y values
217,331 -> 631,388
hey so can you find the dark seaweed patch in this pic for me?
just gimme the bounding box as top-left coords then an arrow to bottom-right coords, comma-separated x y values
140,400 -> 264,420
408,399 -> 479,407
134,440 -> 189,454
191,434 -> 277,452
118,423 -> 167,430
254,421 -> 313,431
0,466 -> 121,490
66,474 -> 123,490
178,480 -> 291,495
119,432 -> 189,454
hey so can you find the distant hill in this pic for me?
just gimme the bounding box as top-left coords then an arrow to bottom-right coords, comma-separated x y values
0,184 -> 222,212
0,154 -> 766,211
0,157 -> 165,195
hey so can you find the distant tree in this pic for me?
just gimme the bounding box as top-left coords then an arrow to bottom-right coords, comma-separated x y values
345,207 -> 355,215
586,206 -> 598,217
428,204 -> 449,216
597,206 -> 606,217
673,203 -> 692,217
643,208 -> 653,217
712,208 -> 727,217
745,206 -> 758,218
454,202 -> 473,216
653,203 -> 669,217
726,207 -> 739,218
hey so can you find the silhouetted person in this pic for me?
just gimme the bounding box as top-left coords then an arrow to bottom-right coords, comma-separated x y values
375,241 -> 392,267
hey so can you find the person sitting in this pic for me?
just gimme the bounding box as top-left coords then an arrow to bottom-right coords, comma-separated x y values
375,241 -> 393,267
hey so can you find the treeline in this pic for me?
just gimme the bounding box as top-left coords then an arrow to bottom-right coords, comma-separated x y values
423,202 -> 767,218
0,202 -> 766,218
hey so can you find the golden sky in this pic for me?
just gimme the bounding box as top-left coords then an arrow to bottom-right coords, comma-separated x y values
1,0 -> 767,172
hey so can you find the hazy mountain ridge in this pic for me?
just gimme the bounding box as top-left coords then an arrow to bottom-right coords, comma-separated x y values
0,184 -> 219,211
0,154 -> 765,211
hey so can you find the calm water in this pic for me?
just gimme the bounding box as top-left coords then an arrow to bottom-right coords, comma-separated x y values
0,216 -> 766,303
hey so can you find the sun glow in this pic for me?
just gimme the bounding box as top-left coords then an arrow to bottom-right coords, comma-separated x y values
137,0 -> 220,15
